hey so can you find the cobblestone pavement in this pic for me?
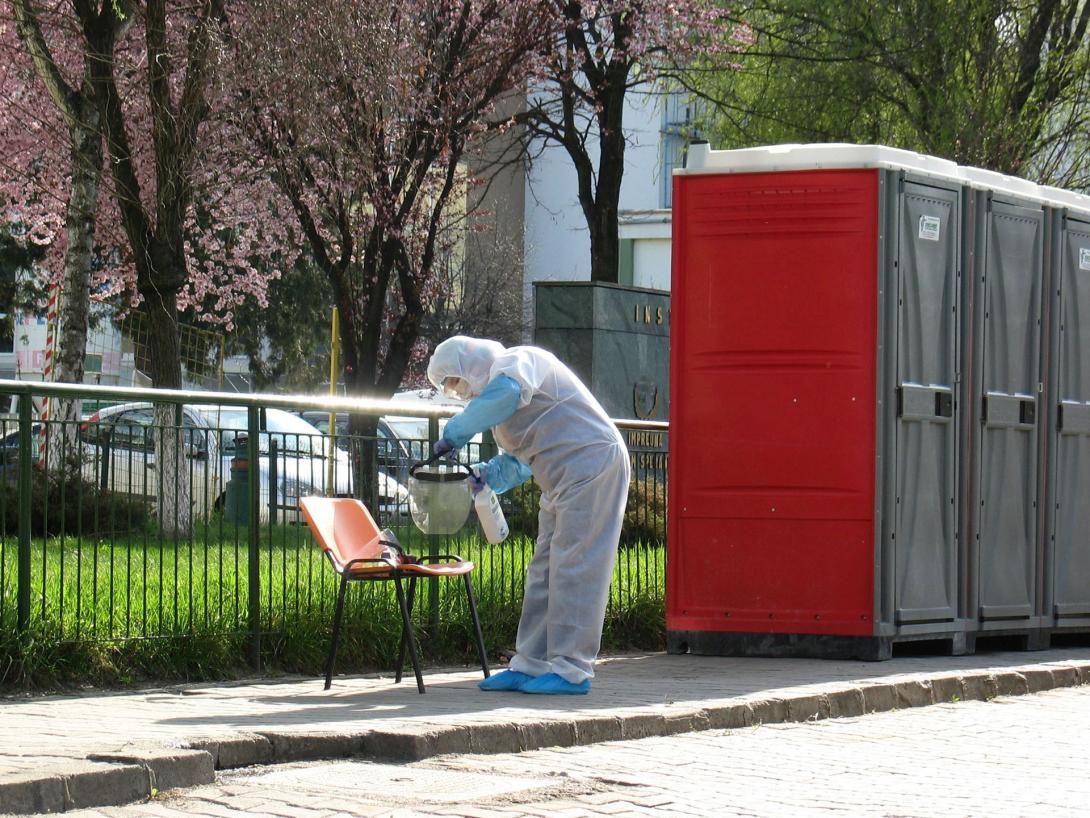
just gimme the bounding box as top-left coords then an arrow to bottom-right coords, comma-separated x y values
50,685 -> 1090,818
4,650 -> 1089,782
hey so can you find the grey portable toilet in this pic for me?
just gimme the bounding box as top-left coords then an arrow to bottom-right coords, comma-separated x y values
878,160 -> 965,641
962,167 -> 1049,645
1041,186 -> 1090,634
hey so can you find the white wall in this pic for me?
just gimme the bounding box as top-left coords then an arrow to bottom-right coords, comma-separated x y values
523,89 -> 665,326
620,211 -> 672,292
633,239 -> 672,291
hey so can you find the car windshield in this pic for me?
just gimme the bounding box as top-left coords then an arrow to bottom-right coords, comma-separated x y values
384,414 -> 488,461
385,416 -> 430,444
199,408 -> 324,457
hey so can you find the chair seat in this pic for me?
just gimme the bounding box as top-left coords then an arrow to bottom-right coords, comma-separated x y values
400,561 -> 475,577
342,564 -> 397,578
340,560 -> 474,579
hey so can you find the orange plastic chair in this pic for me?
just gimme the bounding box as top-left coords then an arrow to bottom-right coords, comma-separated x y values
299,496 -> 490,693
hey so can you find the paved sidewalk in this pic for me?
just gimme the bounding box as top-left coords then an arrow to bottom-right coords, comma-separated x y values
2,647 -> 1089,816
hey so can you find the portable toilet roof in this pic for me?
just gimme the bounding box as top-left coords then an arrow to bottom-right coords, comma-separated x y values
680,142 -> 963,187
958,164 -> 1047,204
677,142 -> 1076,207
1040,184 -> 1090,218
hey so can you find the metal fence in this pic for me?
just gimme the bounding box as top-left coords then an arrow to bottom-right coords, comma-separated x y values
0,380 -> 668,685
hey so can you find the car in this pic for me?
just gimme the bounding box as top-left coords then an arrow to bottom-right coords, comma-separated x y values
386,388 -> 485,461
80,403 -> 409,523
298,389 -> 482,473
294,411 -> 412,483
0,420 -> 40,484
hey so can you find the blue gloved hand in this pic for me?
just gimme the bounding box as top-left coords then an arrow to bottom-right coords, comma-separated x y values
468,464 -> 488,496
432,437 -> 458,460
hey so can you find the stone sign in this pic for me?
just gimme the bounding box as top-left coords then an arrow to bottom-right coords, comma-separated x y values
533,281 -> 670,449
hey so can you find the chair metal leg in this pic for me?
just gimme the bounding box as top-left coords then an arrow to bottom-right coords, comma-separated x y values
463,573 -> 490,679
395,575 -> 417,684
393,574 -> 425,694
325,574 -> 350,690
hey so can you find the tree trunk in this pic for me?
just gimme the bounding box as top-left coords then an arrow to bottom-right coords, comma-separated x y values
346,411 -> 382,514
583,131 -> 623,283
154,402 -> 192,537
141,286 -> 183,389
11,0 -> 99,472
572,70 -> 628,285
343,335 -> 386,513
587,197 -> 620,284
46,97 -> 101,473
141,287 -> 191,536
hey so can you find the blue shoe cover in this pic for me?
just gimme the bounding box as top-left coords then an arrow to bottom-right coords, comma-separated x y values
520,672 -> 590,695
478,670 -> 533,691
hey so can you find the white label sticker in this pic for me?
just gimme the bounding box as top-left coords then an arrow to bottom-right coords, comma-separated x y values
919,215 -> 941,242
1080,248 -> 1090,271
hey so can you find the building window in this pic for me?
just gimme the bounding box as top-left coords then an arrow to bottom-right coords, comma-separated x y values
660,92 -> 703,209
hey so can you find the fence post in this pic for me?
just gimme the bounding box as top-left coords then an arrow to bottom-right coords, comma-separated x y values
17,393 -> 32,637
268,438 -> 278,526
427,416 -> 440,631
481,429 -> 497,462
247,406 -> 261,671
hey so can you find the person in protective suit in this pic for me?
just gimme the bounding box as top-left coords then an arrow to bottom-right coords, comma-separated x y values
427,336 -> 631,695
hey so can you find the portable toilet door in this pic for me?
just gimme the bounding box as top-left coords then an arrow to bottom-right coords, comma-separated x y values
1044,195 -> 1090,632
963,170 -> 1048,643
878,175 -> 962,635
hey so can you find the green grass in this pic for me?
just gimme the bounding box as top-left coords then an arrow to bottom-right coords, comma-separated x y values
0,520 -> 665,691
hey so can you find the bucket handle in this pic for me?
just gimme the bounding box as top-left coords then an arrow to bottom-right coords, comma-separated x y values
410,454 -> 472,479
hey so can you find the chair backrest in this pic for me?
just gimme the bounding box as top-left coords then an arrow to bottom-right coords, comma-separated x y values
299,496 -> 385,570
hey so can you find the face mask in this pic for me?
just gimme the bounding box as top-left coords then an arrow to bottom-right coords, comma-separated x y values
442,377 -> 471,401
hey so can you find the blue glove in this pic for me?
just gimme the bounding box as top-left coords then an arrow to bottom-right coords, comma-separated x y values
433,437 -> 458,460
469,465 -> 488,496
482,453 -> 532,494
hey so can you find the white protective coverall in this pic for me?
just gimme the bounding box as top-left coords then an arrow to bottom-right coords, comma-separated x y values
427,336 -> 630,683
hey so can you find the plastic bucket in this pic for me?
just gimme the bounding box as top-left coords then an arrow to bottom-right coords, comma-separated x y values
407,460 -> 472,535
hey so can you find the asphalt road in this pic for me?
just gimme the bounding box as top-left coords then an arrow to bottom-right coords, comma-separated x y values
47,685 -> 1090,818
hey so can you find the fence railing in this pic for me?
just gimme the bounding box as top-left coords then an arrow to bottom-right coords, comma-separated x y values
0,380 -> 668,686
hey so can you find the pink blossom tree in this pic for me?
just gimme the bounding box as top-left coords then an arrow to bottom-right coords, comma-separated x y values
227,0 -> 551,403
82,0 -> 228,390
2,3 -> 115,446
3,1 -> 284,531
520,0 -> 751,282
3,3 -> 283,386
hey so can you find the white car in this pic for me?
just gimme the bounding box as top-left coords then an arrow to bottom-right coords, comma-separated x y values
81,403 -> 409,523
387,387 -> 484,460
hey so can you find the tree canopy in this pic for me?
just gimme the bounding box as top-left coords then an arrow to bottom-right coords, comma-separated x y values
693,0 -> 1090,187
224,0 -> 551,402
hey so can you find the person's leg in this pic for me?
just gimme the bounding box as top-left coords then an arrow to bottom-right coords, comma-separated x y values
539,448 -> 630,685
506,497 -> 555,679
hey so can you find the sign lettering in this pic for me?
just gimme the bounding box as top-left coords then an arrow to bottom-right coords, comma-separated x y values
633,304 -> 668,325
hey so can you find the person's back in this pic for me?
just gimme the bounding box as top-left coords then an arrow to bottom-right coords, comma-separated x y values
490,346 -> 624,495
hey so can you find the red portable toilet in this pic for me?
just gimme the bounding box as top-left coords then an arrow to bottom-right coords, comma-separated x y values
667,143 -> 975,660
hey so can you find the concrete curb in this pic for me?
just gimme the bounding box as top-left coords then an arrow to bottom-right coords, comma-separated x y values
2,660 -> 1088,815
1,761 -> 158,816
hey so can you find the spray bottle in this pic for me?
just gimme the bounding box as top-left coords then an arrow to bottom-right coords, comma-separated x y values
473,476 -> 509,544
